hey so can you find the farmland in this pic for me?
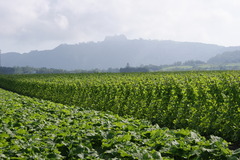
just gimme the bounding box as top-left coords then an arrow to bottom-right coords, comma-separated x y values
0,71 -> 240,159
1,88 -> 239,159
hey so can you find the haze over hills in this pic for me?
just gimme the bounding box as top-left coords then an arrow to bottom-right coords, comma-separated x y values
2,35 -> 240,70
208,50 -> 240,64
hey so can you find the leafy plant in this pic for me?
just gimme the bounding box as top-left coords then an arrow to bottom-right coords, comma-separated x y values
0,88 -> 239,159
0,71 -> 240,149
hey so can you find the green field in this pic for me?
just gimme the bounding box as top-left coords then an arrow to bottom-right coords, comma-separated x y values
0,71 -> 240,159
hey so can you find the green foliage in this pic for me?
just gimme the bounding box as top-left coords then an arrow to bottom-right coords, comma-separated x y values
0,88 -> 239,159
0,71 -> 240,145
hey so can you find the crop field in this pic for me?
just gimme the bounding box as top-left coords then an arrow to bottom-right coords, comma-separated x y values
1,88 -> 239,159
0,71 -> 240,159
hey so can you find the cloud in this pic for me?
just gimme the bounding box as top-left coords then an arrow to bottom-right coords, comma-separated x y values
1,0 -> 240,53
54,14 -> 69,30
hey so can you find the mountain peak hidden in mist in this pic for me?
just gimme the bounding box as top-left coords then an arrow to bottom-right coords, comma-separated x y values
2,35 -> 240,70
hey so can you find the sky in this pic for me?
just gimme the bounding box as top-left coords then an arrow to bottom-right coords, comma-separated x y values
1,0 -> 240,53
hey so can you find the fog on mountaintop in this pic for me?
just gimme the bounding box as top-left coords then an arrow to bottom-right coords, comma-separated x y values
2,35 -> 240,70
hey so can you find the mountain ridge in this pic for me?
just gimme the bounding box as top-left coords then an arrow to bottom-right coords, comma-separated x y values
2,35 -> 240,70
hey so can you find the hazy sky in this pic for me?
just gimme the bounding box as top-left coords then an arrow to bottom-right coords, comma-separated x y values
1,0 -> 240,53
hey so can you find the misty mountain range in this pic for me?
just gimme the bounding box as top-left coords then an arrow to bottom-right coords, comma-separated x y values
2,35 -> 240,70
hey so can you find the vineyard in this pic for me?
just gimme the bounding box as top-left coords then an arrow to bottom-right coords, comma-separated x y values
0,71 -> 240,159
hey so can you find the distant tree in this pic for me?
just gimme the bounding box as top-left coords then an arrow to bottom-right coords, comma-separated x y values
120,65 -> 149,73
0,66 -> 67,74
183,60 -> 205,66
126,63 -> 130,68
107,68 -> 119,73
0,67 -> 15,74
144,64 -> 162,71
173,61 -> 182,66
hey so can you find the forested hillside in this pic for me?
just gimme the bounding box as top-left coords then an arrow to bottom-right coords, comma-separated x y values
2,35 -> 240,70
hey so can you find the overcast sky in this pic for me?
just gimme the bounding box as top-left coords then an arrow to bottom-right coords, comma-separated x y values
1,0 -> 240,53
